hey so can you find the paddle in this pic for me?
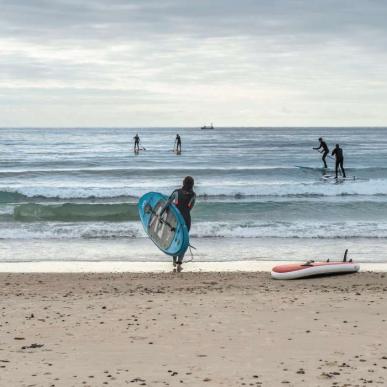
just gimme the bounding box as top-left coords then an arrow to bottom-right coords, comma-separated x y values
312,147 -> 336,163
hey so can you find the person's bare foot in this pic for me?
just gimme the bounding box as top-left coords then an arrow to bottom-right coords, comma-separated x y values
176,263 -> 183,272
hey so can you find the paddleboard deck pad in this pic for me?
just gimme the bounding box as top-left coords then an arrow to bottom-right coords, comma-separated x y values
138,192 -> 189,256
271,261 -> 360,280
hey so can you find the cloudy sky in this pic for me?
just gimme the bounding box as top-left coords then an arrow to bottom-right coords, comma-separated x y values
1,0 -> 387,127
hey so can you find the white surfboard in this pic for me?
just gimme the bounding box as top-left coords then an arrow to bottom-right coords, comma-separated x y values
271,261 -> 360,280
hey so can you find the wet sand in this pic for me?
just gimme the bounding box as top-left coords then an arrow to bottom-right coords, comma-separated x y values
0,272 -> 386,386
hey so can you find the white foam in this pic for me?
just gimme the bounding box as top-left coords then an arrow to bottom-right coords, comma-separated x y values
190,221 -> 387,239
2,178 -> 387,199
0,222 -> 145,240
2,220 -> 387,240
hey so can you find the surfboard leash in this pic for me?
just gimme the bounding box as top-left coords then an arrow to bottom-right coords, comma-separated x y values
184,244 -> 196,263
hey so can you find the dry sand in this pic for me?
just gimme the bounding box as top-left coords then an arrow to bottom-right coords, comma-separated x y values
0,271 -> 386,386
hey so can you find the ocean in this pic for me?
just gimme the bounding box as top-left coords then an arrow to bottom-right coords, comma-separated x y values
1,127 -> 387,264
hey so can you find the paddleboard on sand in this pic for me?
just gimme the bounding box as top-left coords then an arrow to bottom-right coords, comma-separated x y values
271,251 -> 360,280
138,192 -> 189,256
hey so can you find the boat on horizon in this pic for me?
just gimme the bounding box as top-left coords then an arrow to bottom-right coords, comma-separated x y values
201,123 -> 214,130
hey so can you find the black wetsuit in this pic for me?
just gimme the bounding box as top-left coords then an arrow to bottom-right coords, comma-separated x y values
162,188 -> 196,263
170,188 -> 195,231
175,135 -> 181,152
332,147 -> 346,178
314,141 -> 329,168
134,135 -> 140,151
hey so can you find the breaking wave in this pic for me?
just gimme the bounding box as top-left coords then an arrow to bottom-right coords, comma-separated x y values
2,221 -> 387,240
1,178 -> 387,203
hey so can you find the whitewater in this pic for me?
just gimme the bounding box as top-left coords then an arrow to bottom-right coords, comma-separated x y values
1,127 -> 387,263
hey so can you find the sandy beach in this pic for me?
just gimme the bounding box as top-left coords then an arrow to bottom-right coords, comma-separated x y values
1,271 -> 386,386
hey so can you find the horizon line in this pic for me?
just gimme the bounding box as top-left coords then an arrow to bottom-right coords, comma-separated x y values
1,125 -> 387,130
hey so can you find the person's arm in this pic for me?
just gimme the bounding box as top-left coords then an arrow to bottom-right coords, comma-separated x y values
313,144 -> 322,150
331,149 -> 336,157
188,193 -> 196,210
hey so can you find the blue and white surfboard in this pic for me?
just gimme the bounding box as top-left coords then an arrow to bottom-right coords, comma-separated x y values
138,192 -> 189,256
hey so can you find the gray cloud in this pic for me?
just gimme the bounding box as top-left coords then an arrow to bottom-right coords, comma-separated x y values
1,0 -> 387,126
2,0 -> 387,40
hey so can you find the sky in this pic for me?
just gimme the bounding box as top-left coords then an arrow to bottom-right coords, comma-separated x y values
1,0 -> 387,127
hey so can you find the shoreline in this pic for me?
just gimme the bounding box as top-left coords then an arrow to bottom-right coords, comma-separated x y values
2,237 -> 387,266
1,260 -> 387,272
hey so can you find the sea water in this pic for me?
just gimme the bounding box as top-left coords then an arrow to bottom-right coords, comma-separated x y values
1,127 -> 387,263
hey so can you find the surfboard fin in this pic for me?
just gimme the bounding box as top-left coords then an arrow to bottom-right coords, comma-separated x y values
343,249 -> 348,262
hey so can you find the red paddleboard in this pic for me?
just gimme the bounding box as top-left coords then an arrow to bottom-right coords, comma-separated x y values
271,261 -> 360,280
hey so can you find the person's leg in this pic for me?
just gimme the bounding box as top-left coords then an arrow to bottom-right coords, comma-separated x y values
176,252 -> 184,272
177,252 -> 184,265
335,161 -> 339,178
322,151 -> 328,168
176,218 -> 190,272
340,160 -> 346,177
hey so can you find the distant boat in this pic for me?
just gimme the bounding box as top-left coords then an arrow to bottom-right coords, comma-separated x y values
201,123 -> 214,130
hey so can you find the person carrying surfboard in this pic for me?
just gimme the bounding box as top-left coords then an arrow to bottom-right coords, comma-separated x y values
332,144 -> 346,179
174,134 -> 182,153
134,133 -> 140,153
160,176 -> 196,272
313,137 -> 329,168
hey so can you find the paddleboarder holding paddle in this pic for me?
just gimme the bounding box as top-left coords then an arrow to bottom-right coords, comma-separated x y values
160,176 -> 196,272
332,144 -> 346,179
134,133 -> 140,153
174,134 -> 182,153
313,137 -> 329,168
